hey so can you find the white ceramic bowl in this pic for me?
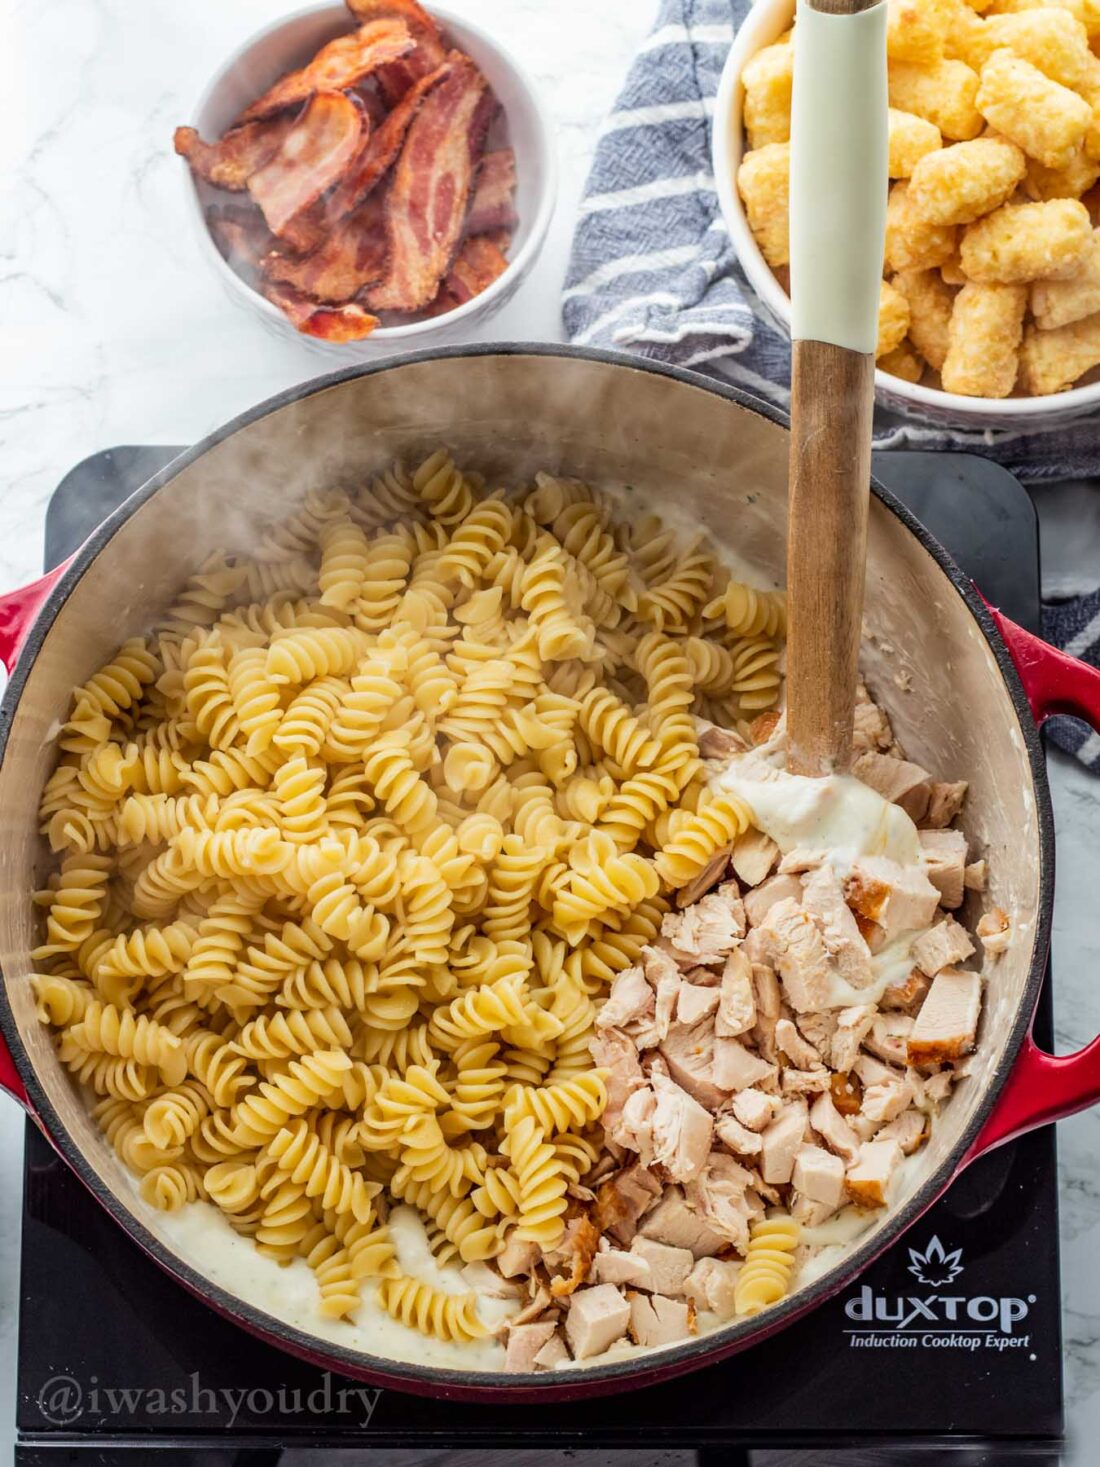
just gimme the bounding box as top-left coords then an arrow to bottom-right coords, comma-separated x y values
182,3 -> 557,356
712,0 -> 1100,429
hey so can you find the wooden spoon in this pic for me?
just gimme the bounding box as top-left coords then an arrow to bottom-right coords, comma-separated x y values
784,0 -> 889,776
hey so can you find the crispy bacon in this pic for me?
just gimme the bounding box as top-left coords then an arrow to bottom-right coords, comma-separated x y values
327,61 -> 451,220
174,116 -> 298,191
366,55 -> 492,312
207,205 -> 276,284
429,231 -> 510,312
345,0 -> 448,101
264,281 -> 379,341
248,92 -> 364,237
237,18 -> 414,123
264,191 -> 389,303
466,149 -> 517,236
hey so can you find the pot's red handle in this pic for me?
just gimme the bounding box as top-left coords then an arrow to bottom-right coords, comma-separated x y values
0,564 -> 71,1109
966,605 -> 1100,1161
0,560 -> 71,674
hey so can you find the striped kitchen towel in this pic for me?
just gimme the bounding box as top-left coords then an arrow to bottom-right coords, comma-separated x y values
564,0 -> 1100,769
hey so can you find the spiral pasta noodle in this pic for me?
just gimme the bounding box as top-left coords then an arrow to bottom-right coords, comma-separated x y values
734,1215 -> 801,1317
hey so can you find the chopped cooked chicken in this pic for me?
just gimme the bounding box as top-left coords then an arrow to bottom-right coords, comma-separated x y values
809,1090 -> 861,1162
731,827 -> 780,887
861,1075 -> 914,1126
715,1111 -> 763,1155
594,1162 -> 663,1246
644,945 -> 683,1040
846,1138 -> 903,1207
801,864 -> 874,988
684,1151 -> 762,1252
964,859 -> 987,892
743,874 -> 804,929
649,1071 -> 714,1182
565,1285 -> 630,1360
698,722 -> 749,760
863,1013 -> 914,1066
877,1106 -> 928,1154
977,908 -> 1011,958
880,969 -> 930,1011
919,829 -> 968,910
678,980 -> 721,1026
661,885 -> 746,965
845,856 -> 941,940
676,850 -> 735,909
852,750 -> 931,821
715,949 -> 756,1037
732,1086 -> 781,1132
830,1004 -> 877,1072
782,1068 -> 832,1096
506,1319 -> 559,1372
509,1285 -> 554,1327
923,780 -> 968,829
629,1292 -> 693,1348
683,1256 -> 741,1319
755,898 -> 838,1012
659,1018 -> 727,1111
792,1142 -> 846,1209
776,1016 -> 825,1070
629,1236 -> 694,1295
637,1187 -> 729,1257
462,1260 -> 523,1297
533,1332 -> 569,1370
592,1247 -> 654,1289
907,968 -> 982,1065
597,965 -> 654,1033
852,692 -> 894,753
751,962 -> 781,1021
760,1099 -> 809,1185
546,1214 -> 600,1298
497,1236 -> 540,1279
591,1027 -> 646,1141
712,1036 -> 777,1092
913,916 -> 975,977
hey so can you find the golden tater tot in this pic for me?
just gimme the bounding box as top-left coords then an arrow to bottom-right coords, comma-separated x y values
960,196 -> 1092,280
976,49 -> 1091,167
890,58 -> 984,139
909,135 -> 1027,222
743,41 -> 793,149
879,339 -> 927,382
1020,309 -> 1100,390
737,143 -> 790,267
889,107 -> 944,177
983,9 -> 1092,86
1031,229 -> 1100,323
986,0 -> 1100,41
888,0 -> 947,64
886,181 -> 960,271
1024,145 -> 1100,197
878,279 -> 912,357
941,281 -> 1027,394
894,267 -> 959,369
941,0 -> 996,70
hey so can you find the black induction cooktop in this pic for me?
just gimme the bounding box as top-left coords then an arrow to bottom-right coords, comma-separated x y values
13,446 -> 1063,1463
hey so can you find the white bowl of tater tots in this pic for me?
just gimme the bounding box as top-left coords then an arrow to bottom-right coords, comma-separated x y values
714,0 -> 1100,427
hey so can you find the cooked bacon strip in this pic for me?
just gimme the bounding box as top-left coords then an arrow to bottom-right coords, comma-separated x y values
264,281 -> 379,341
174,115 -> 298,191
207,205 -> 276,284
327,61 -> 451,219
366,56 -> 492,312
466,150 -> 517,236
237,18 -> 414,123
264,192 -> 389,303
429,232 -> 510,312
248,93 -> 364,237
346,0 -> 448,101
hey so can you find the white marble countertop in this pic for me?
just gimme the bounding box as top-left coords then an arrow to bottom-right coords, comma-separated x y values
4,0 -> 1100,1460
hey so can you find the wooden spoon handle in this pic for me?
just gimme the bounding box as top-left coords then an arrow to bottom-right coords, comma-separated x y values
784,0 -> 888,776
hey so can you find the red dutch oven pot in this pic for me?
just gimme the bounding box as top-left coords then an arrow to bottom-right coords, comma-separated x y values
1,346 -> 1099,1401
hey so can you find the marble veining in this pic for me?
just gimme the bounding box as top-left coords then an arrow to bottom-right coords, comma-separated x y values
4,0 -> 1100,1459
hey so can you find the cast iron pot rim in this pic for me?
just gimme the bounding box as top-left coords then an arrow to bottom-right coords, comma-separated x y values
0,343 -> 1055,1401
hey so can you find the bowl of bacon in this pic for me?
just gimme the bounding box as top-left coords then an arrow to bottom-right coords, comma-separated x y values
174,0 -> 555,348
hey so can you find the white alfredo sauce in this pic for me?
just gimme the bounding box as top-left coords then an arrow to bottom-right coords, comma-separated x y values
144,1189 -> 514,1371
709,755 -> 934,1008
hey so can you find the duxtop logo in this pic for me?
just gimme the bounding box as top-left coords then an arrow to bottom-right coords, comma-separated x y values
843,1235 -> 1037,1355
907,1235 -> 965,1288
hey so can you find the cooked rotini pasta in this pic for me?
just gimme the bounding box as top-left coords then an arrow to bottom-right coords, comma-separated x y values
31,451 -> 788,1348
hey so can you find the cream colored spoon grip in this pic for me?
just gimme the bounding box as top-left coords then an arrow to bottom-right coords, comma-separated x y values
785,0 -> 888,777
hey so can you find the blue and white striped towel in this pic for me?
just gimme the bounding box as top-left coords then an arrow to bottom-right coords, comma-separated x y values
563,0 -> 1100,770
